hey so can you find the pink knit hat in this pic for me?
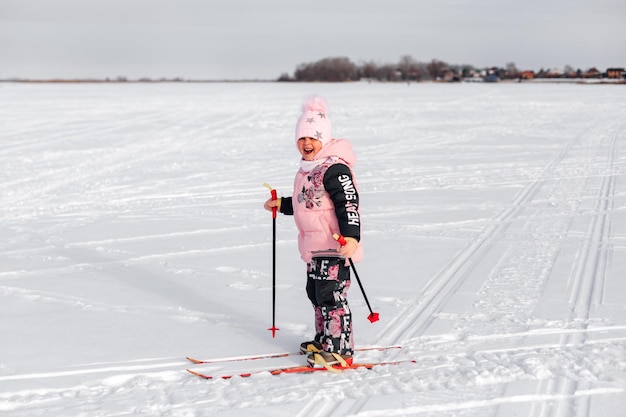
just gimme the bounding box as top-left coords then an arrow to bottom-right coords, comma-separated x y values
295,96 -> 332,146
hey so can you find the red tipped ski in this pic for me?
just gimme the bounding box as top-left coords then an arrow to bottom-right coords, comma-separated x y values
187,359 -> 416,380
186,344 -> 401,365
186,352 -> 290,365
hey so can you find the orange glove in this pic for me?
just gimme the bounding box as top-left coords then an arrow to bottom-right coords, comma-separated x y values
337,236 -> 358,258
264,197 -> 281,212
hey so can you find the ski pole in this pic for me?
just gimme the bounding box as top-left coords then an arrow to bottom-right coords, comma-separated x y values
333,233 -> 380,323
263,183 -> 280,337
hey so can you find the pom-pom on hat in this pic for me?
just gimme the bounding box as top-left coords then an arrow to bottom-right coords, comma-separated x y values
295,96 -> 332,146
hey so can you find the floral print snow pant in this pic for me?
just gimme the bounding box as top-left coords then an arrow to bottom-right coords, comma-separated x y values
306,256 -> 354,355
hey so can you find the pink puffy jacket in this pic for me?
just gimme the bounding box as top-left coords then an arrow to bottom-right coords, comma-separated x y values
288,139 -> 363,264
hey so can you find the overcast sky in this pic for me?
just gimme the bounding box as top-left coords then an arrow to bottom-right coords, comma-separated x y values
2,0 -> 625,80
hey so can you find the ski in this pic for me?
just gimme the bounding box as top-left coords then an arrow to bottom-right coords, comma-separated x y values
186,344 -> 401,365
187,359 -> 416,380
186,351 -> 289,365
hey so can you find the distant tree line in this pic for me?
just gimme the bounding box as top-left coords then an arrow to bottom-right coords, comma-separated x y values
277,55 -> 502,82
277,55 -> 625,82
4,55 -> 622,83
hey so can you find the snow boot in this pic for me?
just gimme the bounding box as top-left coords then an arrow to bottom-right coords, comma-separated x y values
307,351 -> 353,370
300,340 -> 323,354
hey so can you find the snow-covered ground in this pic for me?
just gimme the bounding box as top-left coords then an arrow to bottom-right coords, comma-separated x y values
1,81 -> 625,416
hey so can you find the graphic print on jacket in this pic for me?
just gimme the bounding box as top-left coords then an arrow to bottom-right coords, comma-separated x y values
297,163 -> 327,209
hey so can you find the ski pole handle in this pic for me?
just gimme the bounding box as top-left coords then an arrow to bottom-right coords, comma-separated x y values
263,183 -> 278,219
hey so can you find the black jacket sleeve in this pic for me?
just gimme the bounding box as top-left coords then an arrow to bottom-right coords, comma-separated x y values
279,196 -> 294,215
323,164 -> 361,241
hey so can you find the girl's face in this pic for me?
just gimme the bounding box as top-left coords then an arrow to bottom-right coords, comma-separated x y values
297,137 -> 322,161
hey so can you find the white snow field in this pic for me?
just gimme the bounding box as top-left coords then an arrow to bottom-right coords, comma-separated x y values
1,81 -> 625,417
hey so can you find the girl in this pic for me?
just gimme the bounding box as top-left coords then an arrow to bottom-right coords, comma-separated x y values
264,96 -> 363,368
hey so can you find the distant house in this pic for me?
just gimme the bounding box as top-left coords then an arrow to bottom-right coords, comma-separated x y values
583,67 -> 601,78
442,70 -> 461,82
519,70 -> 535,80
606,68 -> 625,79
484,73 -> 498,82
483,68 -> 499,82
547,68 -> 563,78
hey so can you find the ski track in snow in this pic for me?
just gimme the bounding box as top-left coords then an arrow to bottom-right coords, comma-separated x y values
1,83 -> 625,417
